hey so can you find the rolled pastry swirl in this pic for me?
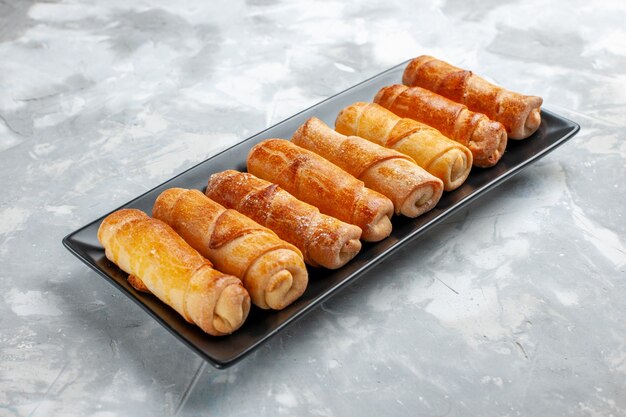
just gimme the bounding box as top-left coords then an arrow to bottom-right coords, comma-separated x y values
247,138 -> 394,242
293,117 -> 443,216
206,170 -> 362,269
374,85 -> 506,168
153,188 -> 308,310
97,208 -> 250,336
335,102 -> 472,190
402,55 -> 543,140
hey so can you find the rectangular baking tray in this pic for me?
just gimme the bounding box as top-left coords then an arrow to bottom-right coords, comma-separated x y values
63,60 -> 580,368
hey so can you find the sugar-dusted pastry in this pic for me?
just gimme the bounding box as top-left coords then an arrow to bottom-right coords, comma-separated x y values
335,102 -> 473,188
292,117 -> 443,216
402,55 -> 543,140
374,85 -> 505,168
247,138 -> 394,242
97,209 -> 250,336
153,188 -> 308,310
206,170 -> 362,269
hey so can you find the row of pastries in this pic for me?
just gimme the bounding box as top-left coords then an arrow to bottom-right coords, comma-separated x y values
97,56 -> 543,336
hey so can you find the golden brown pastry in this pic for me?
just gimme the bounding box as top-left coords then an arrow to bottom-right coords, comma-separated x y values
152,188 -> 308,310
97,208 -> 250,336
374,85 -> 506,168
293,117 -> 443,216
206,170 -> 362,269
335,102 -> 473,188
402,55 -> 543,140
247,138 -> 394,242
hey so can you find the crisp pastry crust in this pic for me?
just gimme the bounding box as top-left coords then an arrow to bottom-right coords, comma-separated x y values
374,84 -> 506,168
336,102 -> 474,189
402,55 -> 543,140
247,138 -> 394,242
292,117 -> 443,217
206,170 -> 362,269
152,188 -> 308,310
97,208 -> 250,336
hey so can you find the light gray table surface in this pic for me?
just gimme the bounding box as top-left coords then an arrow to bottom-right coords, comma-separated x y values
1,0 -> 625,416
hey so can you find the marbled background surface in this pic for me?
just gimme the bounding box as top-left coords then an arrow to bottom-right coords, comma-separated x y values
1,0 -> 625,416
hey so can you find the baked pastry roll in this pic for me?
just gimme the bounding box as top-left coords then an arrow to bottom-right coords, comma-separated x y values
206,170 -> 362,269
402,55 -> 543,140
293,117 -> 443,216
153,188 -> 308,310
374,85 -> 505,168
97,209 -> 250,336
247,138 -> 394,242
335,102 -> 473,189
